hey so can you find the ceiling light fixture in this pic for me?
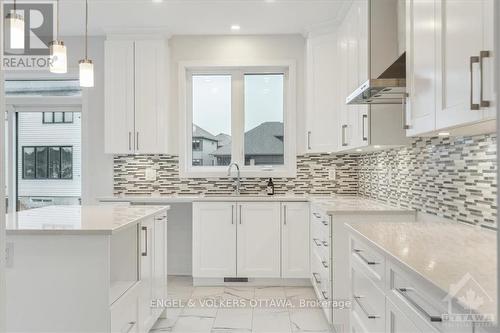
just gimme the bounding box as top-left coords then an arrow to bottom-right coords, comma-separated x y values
49,0 -> 67,73
79,0 -> 94,87
6,0 -> 24,49
438,132 -> 450,136
230,25 -> 241,31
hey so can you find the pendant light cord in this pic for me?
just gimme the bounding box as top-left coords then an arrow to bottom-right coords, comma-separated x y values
85,0 -> 88,59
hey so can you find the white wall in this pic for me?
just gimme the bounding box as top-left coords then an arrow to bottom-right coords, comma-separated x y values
168,34 -> 307,155
62,36 -> 114,204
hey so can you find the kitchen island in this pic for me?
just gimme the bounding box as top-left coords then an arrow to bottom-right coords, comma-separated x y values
5,205 -> 169,333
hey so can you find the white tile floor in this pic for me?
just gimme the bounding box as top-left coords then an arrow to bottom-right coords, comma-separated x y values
151,276 -> 332,333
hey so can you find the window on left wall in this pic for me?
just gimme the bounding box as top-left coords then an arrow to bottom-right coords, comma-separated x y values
4,79 -> 82,212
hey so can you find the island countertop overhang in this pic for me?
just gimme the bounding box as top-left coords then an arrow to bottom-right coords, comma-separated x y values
5,205 -> 170,235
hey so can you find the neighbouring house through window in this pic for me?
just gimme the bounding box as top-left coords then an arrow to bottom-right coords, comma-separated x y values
22,146 -> 73,179
182,65 -> 296,178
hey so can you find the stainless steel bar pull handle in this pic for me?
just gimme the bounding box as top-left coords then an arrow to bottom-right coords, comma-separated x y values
312,272 -> 321,284
480,51 -> 491,108
283,205 -> 287,225
470,56 -> 480,110
397,288 -> 443,322
342,125 -> 348,147
129,132 -> 132,151
141,226 -> 148,256
307,131 -> 312,150
136,132 -> 140,150
362,114 -> 368,141
231,205 -> 235,225
353,249 -> 379,265
402,94 -> 410,130
354,296 -> 380,319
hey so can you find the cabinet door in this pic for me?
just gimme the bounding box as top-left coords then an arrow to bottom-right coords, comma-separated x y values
134,40 -> 168,154
405,0 -> 437,136
281,202 -> 310,278
192,202 -> 236,278
138,217 -> 155,332
306,33 -> 339,153
435,0 -> 492,129
386,299 -> 425,333
153,214 -> 167,317
104,40 -> 135,154
237,202 -> 281,278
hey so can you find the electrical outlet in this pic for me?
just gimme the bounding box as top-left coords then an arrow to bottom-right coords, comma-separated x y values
145,168 -> 157,181
329,168 -> 337,181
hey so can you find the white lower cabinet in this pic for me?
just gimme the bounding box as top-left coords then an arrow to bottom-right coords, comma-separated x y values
348,232 -> 474,333
237,202 -> 281,277
282,202 -> 310,278
386,299 -> 424,333
138,217 -> 155,331
137,213 -> 168,333
192,201 -> 309,279
192,202 -> 236,278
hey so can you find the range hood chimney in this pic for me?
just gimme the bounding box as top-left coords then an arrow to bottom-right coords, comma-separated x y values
346,0 -> 406,105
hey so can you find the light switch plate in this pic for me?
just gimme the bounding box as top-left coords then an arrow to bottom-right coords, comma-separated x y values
329,168 -> 336,181
145,168 -> 157,181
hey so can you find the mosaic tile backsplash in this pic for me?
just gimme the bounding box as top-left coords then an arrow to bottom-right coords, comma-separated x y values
357,134 -> 497,227
114,134 -> 497,226
114,154 -> 359,196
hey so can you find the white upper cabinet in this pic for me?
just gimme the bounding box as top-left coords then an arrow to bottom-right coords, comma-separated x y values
405,0 -> 437,136
105,37 -> 168,154
435,0 -> 496,128
104,40 -> 135,154
406,0 -> 496,136
305,32 -> 339,153
336,0 -> 409,152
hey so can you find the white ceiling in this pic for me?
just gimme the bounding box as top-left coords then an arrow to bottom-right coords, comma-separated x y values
59,0 -> 352,36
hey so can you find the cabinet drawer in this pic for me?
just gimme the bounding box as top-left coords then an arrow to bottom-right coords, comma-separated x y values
350,236 -> 385,288
351,265 -> 385,333
388,264 -> 472,333
110,285 -> 139,333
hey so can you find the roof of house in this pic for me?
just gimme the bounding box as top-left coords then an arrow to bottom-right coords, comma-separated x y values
192,125 -> 218,141
211,122 -> 283,156
216,133 -> 232,147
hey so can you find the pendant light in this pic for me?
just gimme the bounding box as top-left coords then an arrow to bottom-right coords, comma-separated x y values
6,0 -> 25,49
49,0 -> 67,73
79,0 -> 93,87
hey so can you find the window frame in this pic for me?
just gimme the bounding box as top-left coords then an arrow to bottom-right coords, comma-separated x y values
22,145 -> 73,180
179,61 -> 297,178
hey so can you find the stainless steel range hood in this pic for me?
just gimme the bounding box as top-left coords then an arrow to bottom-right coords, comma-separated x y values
346,53 -> 406,105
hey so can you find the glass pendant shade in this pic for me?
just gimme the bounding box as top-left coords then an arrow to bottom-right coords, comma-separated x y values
79,59 -> 94,87
49,41 -> 67,73
7,13 -> 24,49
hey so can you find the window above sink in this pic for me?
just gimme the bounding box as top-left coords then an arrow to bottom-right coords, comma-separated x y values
179,62 -> 297,178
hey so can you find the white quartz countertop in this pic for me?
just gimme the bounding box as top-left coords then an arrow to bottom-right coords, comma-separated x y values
309,196 -> 415,215
6,205 -> 169,235
99,195 -> 415,215
346,219 -> 497,319
99,194 -> 310,203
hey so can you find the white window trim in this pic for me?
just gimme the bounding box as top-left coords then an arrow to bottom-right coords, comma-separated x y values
178,60 -> 297,178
